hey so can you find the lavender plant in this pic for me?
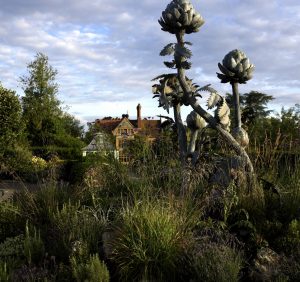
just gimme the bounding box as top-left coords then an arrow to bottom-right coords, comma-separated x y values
153,0 -> 255,193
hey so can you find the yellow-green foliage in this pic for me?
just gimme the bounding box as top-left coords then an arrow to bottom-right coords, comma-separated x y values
0,261 -> 10,282
108,199 -> 196,281
70,254 -> 109,282
24,222 -> 45,264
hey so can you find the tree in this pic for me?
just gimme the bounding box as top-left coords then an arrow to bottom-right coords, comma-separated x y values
21,53 -> 61,147
226,91 -> 274,127
241,91 -> 274,125
0,84 -> 23,153
60,113 -> 84,138
20,53 -> 84,159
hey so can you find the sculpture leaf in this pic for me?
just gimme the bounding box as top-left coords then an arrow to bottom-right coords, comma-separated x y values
160,43 -> 175,56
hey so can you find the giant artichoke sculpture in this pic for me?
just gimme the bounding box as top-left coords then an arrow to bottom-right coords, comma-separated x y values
217,49 -> 254,147
217,49 -> 254,84
159,0 -> 205,34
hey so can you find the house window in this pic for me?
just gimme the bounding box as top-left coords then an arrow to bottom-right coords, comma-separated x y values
119,153 -> 130,163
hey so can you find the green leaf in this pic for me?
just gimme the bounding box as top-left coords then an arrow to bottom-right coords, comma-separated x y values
160,43 -> 175,56
151,73 -> 177,81
175,44 -> 192,59
181,61 -> 192,70
163,61 -> 176,69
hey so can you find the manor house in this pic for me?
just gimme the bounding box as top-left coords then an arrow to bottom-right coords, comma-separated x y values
82,104 -> 161,163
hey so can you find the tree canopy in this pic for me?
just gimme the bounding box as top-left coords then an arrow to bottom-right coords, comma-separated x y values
0,84 -> 23,153
21,53 -> 61,146
20,52 -> 84,158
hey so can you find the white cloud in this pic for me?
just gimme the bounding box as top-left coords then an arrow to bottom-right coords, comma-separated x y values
0,0 -> 299,125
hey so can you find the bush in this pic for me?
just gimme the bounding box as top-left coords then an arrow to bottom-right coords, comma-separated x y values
0,261 -> 10,282
71,254 -> 110,282
107,199 -> 196,281
0,201 -> 22,242
49,201 -> 108,261
191,242 -> 243,282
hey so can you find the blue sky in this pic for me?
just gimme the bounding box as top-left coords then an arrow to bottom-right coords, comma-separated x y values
0,0 -> 299,125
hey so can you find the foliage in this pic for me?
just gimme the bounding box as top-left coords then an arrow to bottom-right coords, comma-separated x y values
49,201 -> 108,260
20,52 -> 84,159
191,242 -> 243,282
0,235 -> 24,259
23,222 -> 45,265
0,261 -> 10,282
0,201 -> 22,242
0,83 -> 23,148
226,91 -> 274,127
70,254 -> 110,282
21,52 -> 61,147
108,199 -> 196,281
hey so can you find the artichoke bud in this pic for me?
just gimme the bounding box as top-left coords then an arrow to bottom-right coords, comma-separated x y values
159,0 -> 204,34
232,127 -> 249,148
217,49 -> 255,84
187,110 -> 206,130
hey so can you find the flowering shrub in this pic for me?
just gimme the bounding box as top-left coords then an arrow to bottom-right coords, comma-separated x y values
31,156 -> 47,170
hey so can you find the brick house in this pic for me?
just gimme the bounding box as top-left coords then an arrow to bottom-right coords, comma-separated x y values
82,104 -> 161,163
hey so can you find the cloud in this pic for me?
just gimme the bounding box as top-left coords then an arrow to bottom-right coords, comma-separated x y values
0,0 -> 299,124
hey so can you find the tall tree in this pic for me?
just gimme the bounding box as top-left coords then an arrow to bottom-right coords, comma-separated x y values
241,91 -> 274,125
21,53 -> 62,146
226,91 -> 274,127
0,84 -> 23,153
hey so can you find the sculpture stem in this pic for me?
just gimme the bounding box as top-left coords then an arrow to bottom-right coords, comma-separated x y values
231,82 -> 242,128
188,129 -> 199,154
173,102 -> 187,164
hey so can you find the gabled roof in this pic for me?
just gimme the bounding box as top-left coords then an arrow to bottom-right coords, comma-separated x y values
112,118 -> 135,134
82,132 -> 114,152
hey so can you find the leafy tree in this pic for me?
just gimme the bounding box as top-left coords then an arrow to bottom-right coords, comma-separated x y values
0,84 -> 23,153
226,91 -> 274,127
21,53 -> 61,147
241,91 -> 274,125
60,113 -> 84,138
20,53 -> 84,159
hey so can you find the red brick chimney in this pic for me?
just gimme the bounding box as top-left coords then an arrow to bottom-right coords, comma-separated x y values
137,103 -> 142,128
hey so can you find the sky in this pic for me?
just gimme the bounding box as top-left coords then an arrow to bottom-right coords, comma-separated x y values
0,0 -> 299,126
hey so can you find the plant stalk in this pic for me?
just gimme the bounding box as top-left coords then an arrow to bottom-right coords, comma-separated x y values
231,82 -> 242,128
173,102 -> 187,164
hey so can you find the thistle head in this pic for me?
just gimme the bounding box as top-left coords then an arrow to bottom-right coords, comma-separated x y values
217,49 -> 254,84
187,110 -> 206,130
159,0 -> 204,34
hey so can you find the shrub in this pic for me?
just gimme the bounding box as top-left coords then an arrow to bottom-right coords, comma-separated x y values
107,199 -> 196,281
0,261 -> 10,282
0,201 -> 22,242
23,222 -> 45,265
0,235 -> 24,259
70,254 -> 110,282
49,201 -> 109,261
191,242 -> 243,282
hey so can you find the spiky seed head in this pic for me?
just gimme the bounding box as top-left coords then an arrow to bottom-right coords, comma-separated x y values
217,49 -> 255,84
159,0 -> 205,34
232,127 -> 249,147
187,110 -> 206,130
